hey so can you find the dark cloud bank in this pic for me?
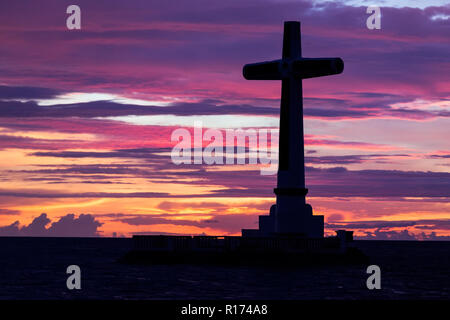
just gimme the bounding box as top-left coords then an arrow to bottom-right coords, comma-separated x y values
0,213 -> 102,237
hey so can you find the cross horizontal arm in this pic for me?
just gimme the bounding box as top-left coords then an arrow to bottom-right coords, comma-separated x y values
243,57 -> 344,80
243,59 -> 284,80
294,58 -> 344,79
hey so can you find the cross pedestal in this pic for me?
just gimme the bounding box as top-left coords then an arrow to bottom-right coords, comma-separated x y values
241,21 -> 344,238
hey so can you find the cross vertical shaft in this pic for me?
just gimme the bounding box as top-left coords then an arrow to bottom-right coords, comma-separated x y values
278,21 -> 305,192
275,22 -> 309,234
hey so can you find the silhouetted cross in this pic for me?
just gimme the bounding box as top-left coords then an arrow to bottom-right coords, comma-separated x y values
243,21 -> 343,195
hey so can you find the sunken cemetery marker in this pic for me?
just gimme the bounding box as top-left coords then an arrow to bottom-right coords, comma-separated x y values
120,21 -> 367,266
242,21 -> 344,238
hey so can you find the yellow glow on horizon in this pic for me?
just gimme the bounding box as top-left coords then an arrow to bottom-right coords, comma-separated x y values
0,130 -> 99,142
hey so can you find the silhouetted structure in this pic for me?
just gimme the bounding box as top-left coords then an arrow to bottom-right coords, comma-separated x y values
242,21 -> 343,238
121,21 -> 366,266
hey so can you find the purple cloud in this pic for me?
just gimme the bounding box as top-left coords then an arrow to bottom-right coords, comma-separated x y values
0,85 -> 62,99
357,229 -> 450,241
0,213 -> 102,237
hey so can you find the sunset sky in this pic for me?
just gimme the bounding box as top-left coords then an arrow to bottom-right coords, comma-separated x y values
0,0 -> 448,239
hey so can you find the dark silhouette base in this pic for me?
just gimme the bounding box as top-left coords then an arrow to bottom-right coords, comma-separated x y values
119,232 -> 368,266
119,22 -> 369,268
